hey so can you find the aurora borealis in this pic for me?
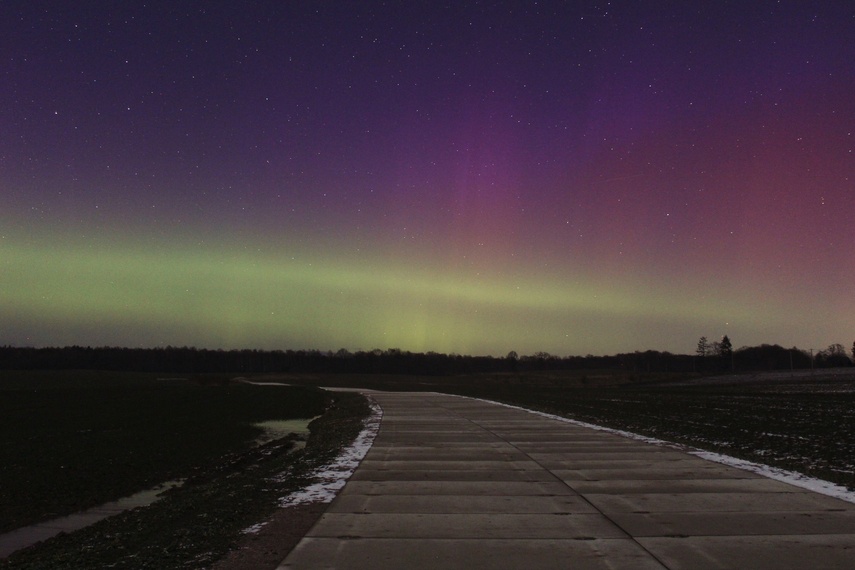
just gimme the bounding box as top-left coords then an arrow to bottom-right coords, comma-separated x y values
2,2 -> 853,356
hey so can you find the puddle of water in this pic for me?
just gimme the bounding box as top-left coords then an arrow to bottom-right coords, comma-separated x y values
0,479 -> 183,558
253,418 -> 316,446
1,419 -> 316,558
108,479 -> 184,510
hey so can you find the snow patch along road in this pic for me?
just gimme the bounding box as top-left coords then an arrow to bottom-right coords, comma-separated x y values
277,396 -> 383,508
466,395 -> 855,505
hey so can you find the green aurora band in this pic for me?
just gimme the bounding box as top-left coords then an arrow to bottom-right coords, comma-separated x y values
2,234 -> 813,355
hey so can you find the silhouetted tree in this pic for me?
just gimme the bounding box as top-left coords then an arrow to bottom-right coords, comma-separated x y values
696,336 -> 709,358
505,351 -> 519,371
733,344 -> 811,371
827,343 -> 846,357
719,335 -> 733,371
817,344 -> 853,368
719,336 -> 732,357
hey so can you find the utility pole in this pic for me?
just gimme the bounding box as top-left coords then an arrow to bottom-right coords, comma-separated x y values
789,349 -> 794,377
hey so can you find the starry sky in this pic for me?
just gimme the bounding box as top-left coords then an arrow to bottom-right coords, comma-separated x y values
2,1 -> 853,356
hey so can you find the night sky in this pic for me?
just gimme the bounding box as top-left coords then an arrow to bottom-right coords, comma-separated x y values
2,2 -> 853,356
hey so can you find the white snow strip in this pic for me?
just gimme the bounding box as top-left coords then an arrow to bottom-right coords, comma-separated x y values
461,394 -> 855,504
277,397 -> 382,507
687,450 -> 855,502
241,522 -> 267,534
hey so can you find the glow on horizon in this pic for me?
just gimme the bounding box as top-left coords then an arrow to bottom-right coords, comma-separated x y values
1,233 -> 837,356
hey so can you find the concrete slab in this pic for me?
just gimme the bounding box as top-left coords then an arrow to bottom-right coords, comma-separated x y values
611,510 -> 855,537
369,441 -> 511,448
339,480 -> 578,496
378,426 -> 483,432
514,443 -> 669,452
327,494 -> 599,514
364,448 -> 531,461
505,435 -> 655,443
637,535 -> 855,570
584,491 -> 850,513
279,538 -> 669,570
533,457 -> 742,470
358,460 -> 544,470
276,391 -> 855,569
348,468 -> 559,482
513,437 -> 664,444
523,450 -> 694,460
373,434 -> 502,442
372,435 -> 503,444
566,477 -> 806,494
306,513 -> 628,539
553,466 -> 781,482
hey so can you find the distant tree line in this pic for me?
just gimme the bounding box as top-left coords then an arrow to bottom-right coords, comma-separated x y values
695,336 -> 853,373
0,341 -> 851,376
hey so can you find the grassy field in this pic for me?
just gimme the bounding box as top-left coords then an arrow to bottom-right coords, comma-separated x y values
0,370 -> 331,534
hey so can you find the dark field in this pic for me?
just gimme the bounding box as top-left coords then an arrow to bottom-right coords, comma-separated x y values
0,371 -> 330,533
1,371 -> 371,569
283,369 -> 855,491
3,367 -> 853,568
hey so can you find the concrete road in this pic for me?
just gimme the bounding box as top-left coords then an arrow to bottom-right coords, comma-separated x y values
278,392 -> 855,569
